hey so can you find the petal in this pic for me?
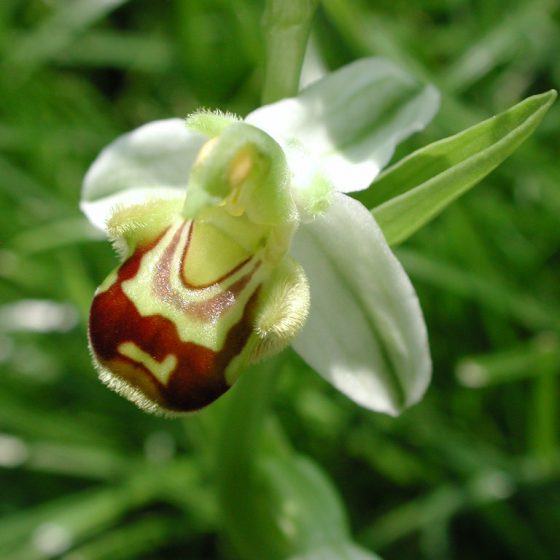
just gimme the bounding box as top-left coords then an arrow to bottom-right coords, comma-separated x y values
81,119 -> 206,230
290,193 -> 431,415
246,57 -> 439,194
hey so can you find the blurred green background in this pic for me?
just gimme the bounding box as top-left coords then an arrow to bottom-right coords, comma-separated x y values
0,0 -> 559,558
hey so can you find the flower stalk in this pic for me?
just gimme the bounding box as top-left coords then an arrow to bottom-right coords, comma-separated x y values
261,0 -> 319,104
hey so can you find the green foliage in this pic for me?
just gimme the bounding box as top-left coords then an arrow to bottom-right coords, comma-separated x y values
368,91 -> 556,246
212,363 -> 367,560
0,1 -> 559,559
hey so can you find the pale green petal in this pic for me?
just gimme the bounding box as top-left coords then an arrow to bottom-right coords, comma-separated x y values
291,193 -> 431,415
81,119 -> 206,230
246,57 -> 439,194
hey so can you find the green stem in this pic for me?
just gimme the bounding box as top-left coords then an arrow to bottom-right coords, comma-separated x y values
261,0 -> 319,104
217,361 -> 279,473
215,358 -> 283,557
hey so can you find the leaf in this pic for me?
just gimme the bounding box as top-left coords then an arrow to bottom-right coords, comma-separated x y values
456,334 -> 560,388
215,364 -> 370,560
8,0 -> 132,71
251,454 -> 350,558
221,443 -> 380,560
364,90 -> 557,246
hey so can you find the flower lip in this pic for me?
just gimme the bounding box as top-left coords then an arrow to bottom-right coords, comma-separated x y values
89,219 -> 264,414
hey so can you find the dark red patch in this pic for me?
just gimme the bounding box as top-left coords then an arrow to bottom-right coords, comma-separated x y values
89,230 -> 260,413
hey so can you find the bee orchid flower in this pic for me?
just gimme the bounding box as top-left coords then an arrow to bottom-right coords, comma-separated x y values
81,58 -> 439,416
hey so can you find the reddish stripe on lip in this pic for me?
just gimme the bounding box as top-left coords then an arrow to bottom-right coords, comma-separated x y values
153,221 -> 261,322
89,228 -> 260,412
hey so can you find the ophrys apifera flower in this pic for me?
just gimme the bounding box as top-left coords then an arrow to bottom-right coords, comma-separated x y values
81,58 -> 439,416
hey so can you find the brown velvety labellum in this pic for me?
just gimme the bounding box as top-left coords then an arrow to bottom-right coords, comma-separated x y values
89,233 -> 260,413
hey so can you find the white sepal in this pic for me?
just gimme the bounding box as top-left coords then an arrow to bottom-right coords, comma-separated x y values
291,192 -> 431,415
81,119 -> 206,230
247,57 -> 439,194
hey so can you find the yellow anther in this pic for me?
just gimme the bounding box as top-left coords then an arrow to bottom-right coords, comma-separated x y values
228,148 -> 254,189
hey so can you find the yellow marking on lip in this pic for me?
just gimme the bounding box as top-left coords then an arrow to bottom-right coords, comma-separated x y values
118,342 -> 177,385
183,221 -> 250,287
